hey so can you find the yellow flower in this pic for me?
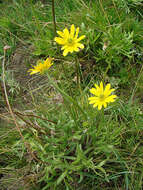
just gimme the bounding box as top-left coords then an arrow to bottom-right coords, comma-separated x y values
28,57 -> 54,75
54,24 -> 85,56
88,82 -> 117,110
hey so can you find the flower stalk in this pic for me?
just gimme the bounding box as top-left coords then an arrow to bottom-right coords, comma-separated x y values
46,73 -> 87,119
52,0 -> 56,35
75,56 -> 81,91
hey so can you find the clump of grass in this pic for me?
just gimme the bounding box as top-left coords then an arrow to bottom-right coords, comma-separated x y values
0,0 -> 143,189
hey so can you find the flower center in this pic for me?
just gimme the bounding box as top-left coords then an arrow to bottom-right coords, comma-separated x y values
99,94 -> 105,101
67,38 -> 75,46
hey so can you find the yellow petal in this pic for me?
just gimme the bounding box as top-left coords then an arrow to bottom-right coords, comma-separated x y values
94,83 -> 100,90
63,28 -> 70,38
89,88 -> 98,95
88,97 -> 96,100
54,37 -> 65,45
98,104 -> 103,110
70,24 -> 75,38
70,47 -> 75,53
93,103 -> 98,108
104,84 -> 111,93
104,84 -> 115,97
99,82 -> 104,93
28,69 -> 39,75
103,102 -> 107,108
61,45 -> 67,50
74,27 -> 79,39
106,95 -> 117,103
63,49 -> 69,56
89,100 -> 95,104
57,31 -> 64,37
76,35 -> 85,42
45,57 -> 52,64
77,43 -> 84,49
74,47 -> 79,52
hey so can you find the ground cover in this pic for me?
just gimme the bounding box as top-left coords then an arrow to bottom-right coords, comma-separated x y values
0,0 -> 143,189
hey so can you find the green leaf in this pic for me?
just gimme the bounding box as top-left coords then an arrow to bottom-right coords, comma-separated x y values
57,170 -> 68,185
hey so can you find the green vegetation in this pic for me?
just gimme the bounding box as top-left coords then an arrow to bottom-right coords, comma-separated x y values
0,0 -> 143,189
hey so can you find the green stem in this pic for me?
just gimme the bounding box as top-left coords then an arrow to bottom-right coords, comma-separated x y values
97,108 -> 105,129
61,62 -> 69,81
100,108 -> 105,121
61,62 -> 72,96
129,64 -> 143,104
75,56 -> 82,93
46,73 -> 87,119
75,57 -> 79,87
52,0 -> 56,35
103,62 -> 111,81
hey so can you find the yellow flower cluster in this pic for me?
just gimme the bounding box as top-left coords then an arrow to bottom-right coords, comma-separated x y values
28,58 -> 54,75
88,82 -> 117,110
54,24 -> 85,56
28,24 -> 85,74
28,24 -> 117,110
